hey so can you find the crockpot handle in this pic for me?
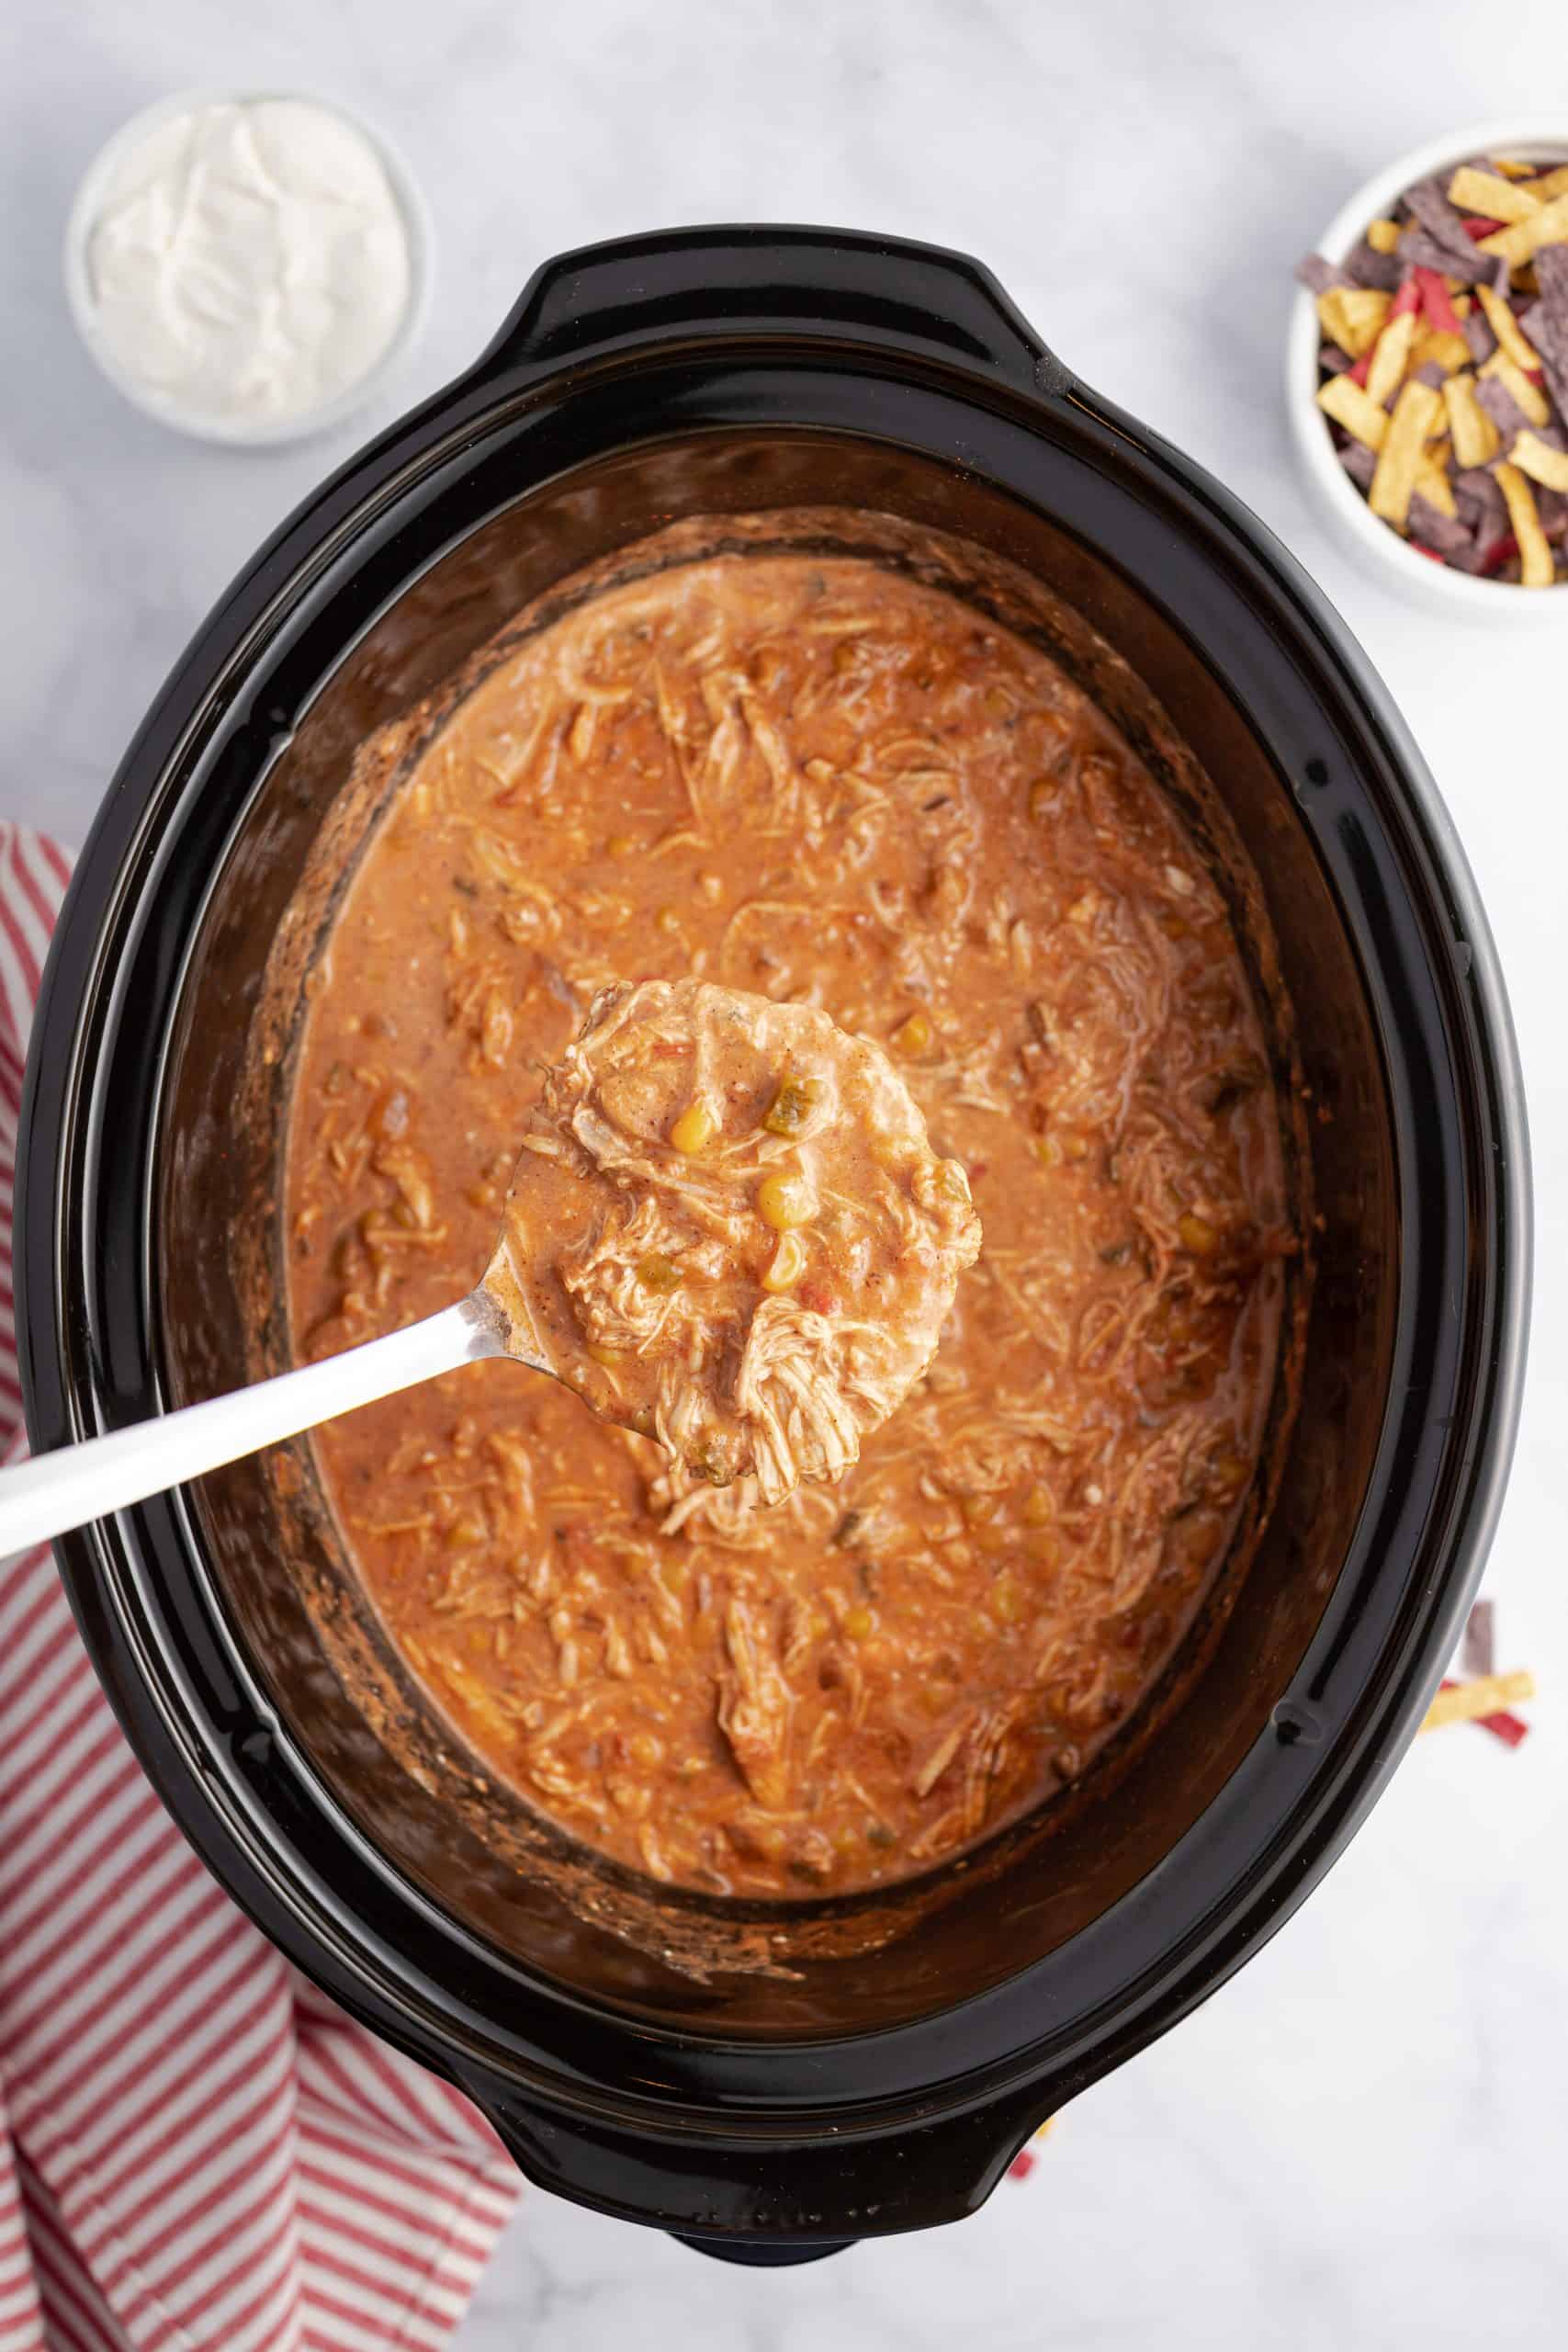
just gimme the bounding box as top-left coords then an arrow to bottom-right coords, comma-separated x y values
469,225 -> 1071,400
464,2075 -> 1051,2254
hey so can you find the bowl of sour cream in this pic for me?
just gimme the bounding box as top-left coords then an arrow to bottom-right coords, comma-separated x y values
63,90 -> 433,446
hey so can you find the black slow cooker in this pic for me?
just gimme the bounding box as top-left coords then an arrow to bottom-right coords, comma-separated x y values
17,228 -> 1529,2263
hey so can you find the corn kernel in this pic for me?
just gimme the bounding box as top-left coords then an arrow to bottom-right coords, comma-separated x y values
993,1575 -> 1025,1623
892,1009 -> 933,1057
761,1230 -> 807,1292
757,1170 -> 816,1229
1178,1211 -> 1218,1254
670,1100 -> 718,1155
637,1253 -> 682,1295
655,906 -> 682,935
604,832 -> 637,858
1212,1452 -> 1250,1498
844,1606 -> 874,1642
960,1492 -> 999,1526
1021,1482 -> 1054,1527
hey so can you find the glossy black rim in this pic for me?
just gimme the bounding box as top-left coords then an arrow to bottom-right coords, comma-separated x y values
15,229 -> 1530,2238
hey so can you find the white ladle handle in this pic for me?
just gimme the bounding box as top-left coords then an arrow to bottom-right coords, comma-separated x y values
0,1295 -> 509,1559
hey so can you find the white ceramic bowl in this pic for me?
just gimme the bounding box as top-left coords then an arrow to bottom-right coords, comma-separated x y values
63,89 -> 434,448
1286,116 -> 1568,621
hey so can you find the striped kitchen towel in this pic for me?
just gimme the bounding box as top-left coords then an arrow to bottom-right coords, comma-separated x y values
0,826 -> 522,2352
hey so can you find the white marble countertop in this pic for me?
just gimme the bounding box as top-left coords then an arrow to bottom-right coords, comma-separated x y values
3,1 -> 1564,2344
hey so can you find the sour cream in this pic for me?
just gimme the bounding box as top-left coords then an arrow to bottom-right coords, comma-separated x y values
73,97 -> 416,437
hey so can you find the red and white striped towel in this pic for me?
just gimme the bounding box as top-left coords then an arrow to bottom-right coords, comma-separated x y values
0,827 -> 521,2352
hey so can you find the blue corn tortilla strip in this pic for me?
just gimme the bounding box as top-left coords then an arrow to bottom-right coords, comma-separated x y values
1337,440 -> 1376,492
1343,238 -> 1405,293
1404,175 -> 1480,260
1454,466 -> 1507,531
1318,342 -> 1356,375
1462,307 -> 1497,366
1397,224 -> 1498,286
1539,486 -> 1568,542
1474,372 -> 1539,443
1413,359 -> 1449,390
1527,248 -> 1568,424
1407,494 -> 1474,558
1461,1599 -> 1496,1680
1296,252 -> 1354,296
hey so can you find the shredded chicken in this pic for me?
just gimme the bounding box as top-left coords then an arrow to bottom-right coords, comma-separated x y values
482,977 -> 980,1501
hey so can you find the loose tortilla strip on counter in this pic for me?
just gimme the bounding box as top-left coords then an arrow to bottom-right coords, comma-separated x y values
1421,1668 -> 1537,1732
1478,189 -> 1568,267
1441,370 -> 1502,467
1461,1598 -> 1497,1679
1509,427 -> 1568,492
1368,379 -> 1441,528
1494,461 -> 1557,584
1448,164 -> 1543,225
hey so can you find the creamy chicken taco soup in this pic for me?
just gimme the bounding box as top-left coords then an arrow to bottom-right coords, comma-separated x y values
287,549 -> 1296,1898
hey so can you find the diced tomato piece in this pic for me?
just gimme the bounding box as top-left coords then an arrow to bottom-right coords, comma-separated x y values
1461,216 -> 1504,239
1412,266 -> 1462,336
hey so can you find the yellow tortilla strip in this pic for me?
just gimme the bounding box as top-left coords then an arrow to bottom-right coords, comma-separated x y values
1475,283 -> 1540,371
1521,163 -> 1568,203
1421,1669 -> 1536,1731
1447,165 -> 1542,224
1366,218 -> 1401,254
1441,370 -> 1500,468
1494,462 -> 1557,586
1415,455 -> 1456,517
1364,309 -> 1417,407
1491,157 -> 1540,181
1477,188 -> 1568,266
1368,379 -> 1441,529
1408,327 -> 1470,378
1480,348 -> 1551,427
1316,372 -> 1389,450
1509,428 -> 1568,493
1316,286 -> 1392,358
